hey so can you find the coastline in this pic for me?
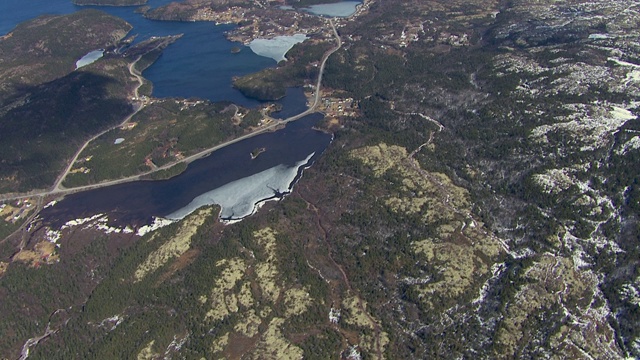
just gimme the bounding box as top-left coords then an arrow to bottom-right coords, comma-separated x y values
1,18 -> 343,211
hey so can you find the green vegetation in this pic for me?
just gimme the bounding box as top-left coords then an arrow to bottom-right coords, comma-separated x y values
0,14 -> 181,194
0,11 -> 133,193
143,162 -> 187,180
234,68 -> 289,100
233,41 -> 331,100
0,220 -> 20,242
2,0 -> 640,358
0,10 -> 131,94
0,70 -> 134,193
143,2 -> 202,22
62,100 -> 244,187
250,147 -> 266,159
2,206 -> 343,359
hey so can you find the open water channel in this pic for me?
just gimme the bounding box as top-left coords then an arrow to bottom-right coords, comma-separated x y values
1,0 -> 339,225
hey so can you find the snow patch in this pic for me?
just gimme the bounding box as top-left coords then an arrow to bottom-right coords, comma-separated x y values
572,248 -> 591,269
344,345 -> 362,360
99,315 -> 124,331
61,213 -> 104,229
329,308 -> 341,324
45,229 -> 62,245
136,217 -> 174,237
616,136 -> 640,155
165,334 -> 189,356
620,283 -> 640,307
61,213 -> 136,235
609,58 -> 640,69
533,168 -> 575,194
93,217 -> 128,234
633,338 -> 640,356
531,103 -> 635,151
43,200 -> 57,209
473,262 -> 506,306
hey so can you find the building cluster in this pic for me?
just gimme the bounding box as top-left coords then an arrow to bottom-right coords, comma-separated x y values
329,307 -> 341,324
226,13 -> 326,45
320,96 -> 358,118
0,198 -> 34,223
191,7 -> 246,24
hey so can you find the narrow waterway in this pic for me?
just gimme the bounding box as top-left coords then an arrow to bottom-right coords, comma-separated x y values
41,114 -> 331,226
3,0 -> 338,227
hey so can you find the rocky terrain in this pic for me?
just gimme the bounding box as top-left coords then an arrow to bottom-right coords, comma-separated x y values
1,0 -> 640,358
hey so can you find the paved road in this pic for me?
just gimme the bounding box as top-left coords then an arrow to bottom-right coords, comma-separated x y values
52,55 -> 146,192
0,19 -> 342,203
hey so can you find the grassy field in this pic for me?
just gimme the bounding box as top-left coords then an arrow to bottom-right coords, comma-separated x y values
63,100 -> 249,187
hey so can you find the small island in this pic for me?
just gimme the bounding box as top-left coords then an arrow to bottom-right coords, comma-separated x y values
250,147 -> 266,159
231,46 -> 242,54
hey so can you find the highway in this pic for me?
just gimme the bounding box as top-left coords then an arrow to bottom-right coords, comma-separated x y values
0,19 -> 342,203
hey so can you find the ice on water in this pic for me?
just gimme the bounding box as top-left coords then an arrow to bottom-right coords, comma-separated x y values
75,49 -> 104,69
249,34 -> 308,63
166,152 -> 315,221
302,2 -> 360,17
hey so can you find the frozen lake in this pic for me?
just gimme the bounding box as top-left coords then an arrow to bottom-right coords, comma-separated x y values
302,1 -> 360,17
166,152 -> 315,221
249,34 -> 308,63
75,49 -> 104,69
40,114 -> 331,227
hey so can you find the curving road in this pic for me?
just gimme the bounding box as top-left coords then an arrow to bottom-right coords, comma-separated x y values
52,56 -> 146,192
0,19 -> 342,203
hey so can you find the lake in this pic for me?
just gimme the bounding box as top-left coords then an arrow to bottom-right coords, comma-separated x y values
302,1 -> 361,17
40,114 -> 332,227
0,0 -> 273,106
3,0 -> 336,227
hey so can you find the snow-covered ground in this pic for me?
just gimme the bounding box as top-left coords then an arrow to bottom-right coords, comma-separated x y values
137,217 -> 174,237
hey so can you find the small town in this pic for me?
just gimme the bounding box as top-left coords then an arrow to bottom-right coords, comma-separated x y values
0,198 -> 35,224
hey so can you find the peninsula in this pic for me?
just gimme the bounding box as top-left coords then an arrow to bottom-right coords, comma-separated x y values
0,18 -> 342,202
3,0 -> 640,359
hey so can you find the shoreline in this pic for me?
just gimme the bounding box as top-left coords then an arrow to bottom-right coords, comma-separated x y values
0,19 -> 342,205
250,147 -> 267,159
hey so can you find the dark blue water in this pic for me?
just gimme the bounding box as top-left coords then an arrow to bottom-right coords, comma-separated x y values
0,0 -> 273,106
142,22 -> 274,107
0,0 -> 76,35
41,114 -> 331,226
4,0 -> 332,226
0,0 -> 173,35
271,87 -> 309,119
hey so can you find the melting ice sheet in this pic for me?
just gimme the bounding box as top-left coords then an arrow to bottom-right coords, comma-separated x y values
249,34 -> 308,63
75,49 -> 104,69
166,152 -> 315,221
302,2 -> 360,17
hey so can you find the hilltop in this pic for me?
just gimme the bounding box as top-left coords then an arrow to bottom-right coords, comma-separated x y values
0,0 -> 639,359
